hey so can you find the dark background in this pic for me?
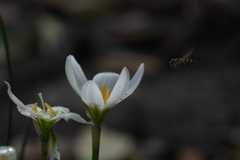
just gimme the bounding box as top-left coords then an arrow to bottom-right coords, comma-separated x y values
1,0 -> 240,159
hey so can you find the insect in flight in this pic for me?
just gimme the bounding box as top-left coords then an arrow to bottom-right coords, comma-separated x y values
169,47 -> 197,68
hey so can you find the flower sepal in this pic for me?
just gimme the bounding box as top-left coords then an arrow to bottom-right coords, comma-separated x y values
33,118 -> 57,136
83,102 -> 110,126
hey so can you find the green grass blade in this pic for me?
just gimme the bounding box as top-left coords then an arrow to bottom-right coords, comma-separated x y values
19,119 -> 32,160
0,13 -> 13,145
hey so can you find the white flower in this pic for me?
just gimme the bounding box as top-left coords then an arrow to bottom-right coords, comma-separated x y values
5,81 -> 92,160
0,146 -> 16,160
65,55 -> 144,124
5,81 -> 92,131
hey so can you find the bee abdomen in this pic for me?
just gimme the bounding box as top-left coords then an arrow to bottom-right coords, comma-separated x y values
185,59 -> 197,66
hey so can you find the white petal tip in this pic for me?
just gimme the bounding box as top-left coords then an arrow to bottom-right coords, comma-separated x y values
139,63 -> 145,71
67,55 -> 75,60
4,81 -> 10,87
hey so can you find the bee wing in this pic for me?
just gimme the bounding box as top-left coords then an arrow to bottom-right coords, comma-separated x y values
182,47 -> 194,59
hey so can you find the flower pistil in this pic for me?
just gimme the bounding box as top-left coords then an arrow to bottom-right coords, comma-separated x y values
32,93 -> 57,117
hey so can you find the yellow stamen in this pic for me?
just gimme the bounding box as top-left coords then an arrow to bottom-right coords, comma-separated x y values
44,103 -> 57,116
32,103 -> 39,113
101,83 -> 106,96
101,83 -> 111,104
104,89 -> 110,104
61,111 -> 65,114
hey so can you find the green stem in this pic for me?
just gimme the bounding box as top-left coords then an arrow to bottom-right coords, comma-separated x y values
40,133 -> 50,160
0,12 -> 13,146
92,125 -> 101,160
19,118 -> 32,160
0,14 -> 12,81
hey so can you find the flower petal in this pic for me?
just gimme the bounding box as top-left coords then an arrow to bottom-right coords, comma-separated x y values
0,146 -> 17,160
51,112 -> 92,125
5,81 -> 24,106
81,81 -> 105,109
122,63 -> 144,100
5,81 -> 32,118
65,55 -> 87,98
105,67 -> 130,107
31,110 -> 50,119
93,72 -> 119,91
52,106 -> 70,115
17,104 -> 39,118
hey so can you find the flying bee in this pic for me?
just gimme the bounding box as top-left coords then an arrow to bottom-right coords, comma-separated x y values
169,47 -> 197,68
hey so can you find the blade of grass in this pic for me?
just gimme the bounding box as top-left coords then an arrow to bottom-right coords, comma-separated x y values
0,13 -> 13,145
19,118 -> 31,160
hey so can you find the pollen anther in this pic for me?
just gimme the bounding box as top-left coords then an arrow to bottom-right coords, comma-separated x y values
32,103 -> 39,113
44,103 -> 57,116
101,83 -> 106,96
104,89 -> 110,104
101,83 -> 110,104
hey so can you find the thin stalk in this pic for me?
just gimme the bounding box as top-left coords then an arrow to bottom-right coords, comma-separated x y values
0,13 -> 13,145
40,133 -> 50,160
19,118 -> 32,160
91,125 -> 101,160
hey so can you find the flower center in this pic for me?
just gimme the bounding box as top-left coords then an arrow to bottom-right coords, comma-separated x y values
31,93 -> 57,116
101,83 -> 110,104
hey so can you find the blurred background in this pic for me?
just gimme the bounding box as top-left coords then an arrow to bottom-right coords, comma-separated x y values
1,0 -> 240,159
